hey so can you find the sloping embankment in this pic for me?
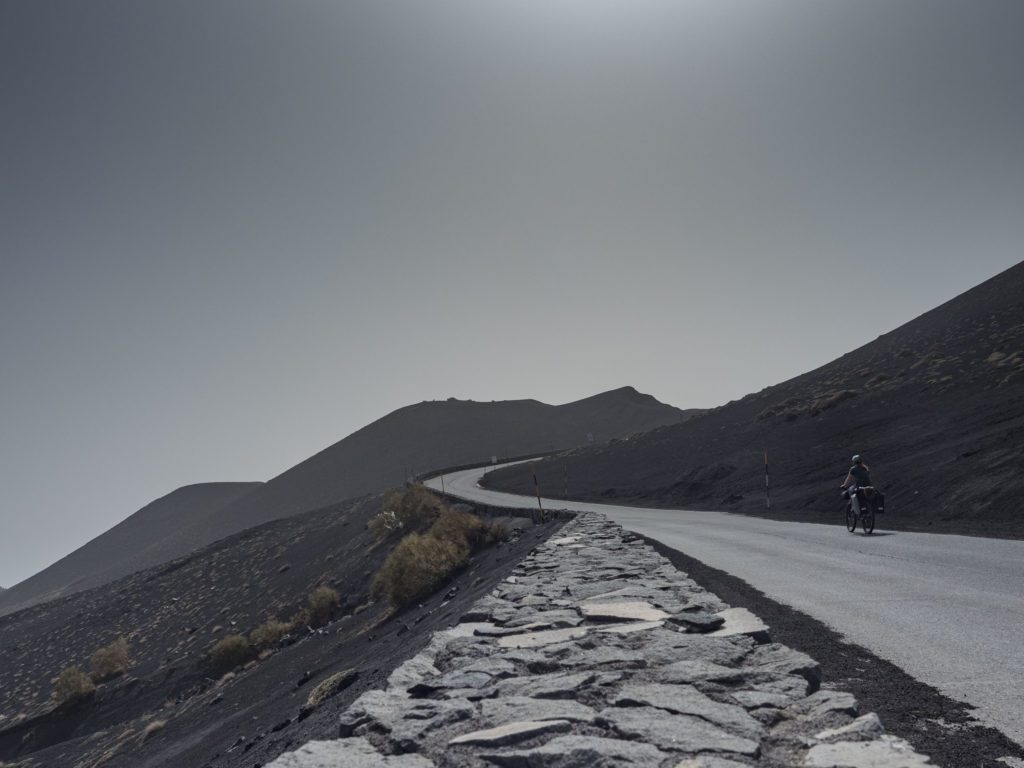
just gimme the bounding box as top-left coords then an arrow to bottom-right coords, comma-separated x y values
267,513 -> 932,767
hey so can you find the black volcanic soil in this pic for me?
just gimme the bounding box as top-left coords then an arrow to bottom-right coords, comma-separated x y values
1,387 -> 682,616
0,497 -> 560,768
486,261 -> 1024,538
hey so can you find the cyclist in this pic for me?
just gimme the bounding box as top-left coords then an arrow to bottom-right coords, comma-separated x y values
840,455 -> 872,517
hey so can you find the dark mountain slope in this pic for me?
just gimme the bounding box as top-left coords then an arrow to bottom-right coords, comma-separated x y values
1,388 -> 684,617
487,261 -> 1024,536
0,493 -> 553,768
155,387 -> 688,559
0,483 -> 261,616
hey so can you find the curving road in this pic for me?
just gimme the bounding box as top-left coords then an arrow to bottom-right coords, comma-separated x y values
426,463 -> 1024,748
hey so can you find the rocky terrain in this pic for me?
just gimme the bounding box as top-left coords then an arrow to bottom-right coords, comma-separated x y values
269,513 -> 932,767
486,261 -> 1024,537
0,494 -> 558,768
1,387 -> 687,616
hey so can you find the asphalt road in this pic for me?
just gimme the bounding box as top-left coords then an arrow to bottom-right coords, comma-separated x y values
426,464 -> 1024,748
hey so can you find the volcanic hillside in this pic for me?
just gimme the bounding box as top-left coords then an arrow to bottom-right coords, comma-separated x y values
487,261 -> 1024,537
0,491 -> 554,768
0,483 -> 261,617
0,387 -> 685,616
145,387 -> 687,570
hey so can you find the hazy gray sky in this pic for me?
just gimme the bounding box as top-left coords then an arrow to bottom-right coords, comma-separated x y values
2,0 -> 1022,587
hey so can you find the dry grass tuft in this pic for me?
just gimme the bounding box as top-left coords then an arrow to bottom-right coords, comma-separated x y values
209,634 -> 254,671
89,637 -> 129,683
305,668 -> 357,709
249,619 -> 292,651
53,666 -> 96,705
368,485 -> 443,540
307,586 -> 340,627
372,532 -> 468,608
141,719 -> 166,742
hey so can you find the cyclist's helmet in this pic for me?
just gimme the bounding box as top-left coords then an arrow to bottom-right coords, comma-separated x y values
852,454 -> 862,464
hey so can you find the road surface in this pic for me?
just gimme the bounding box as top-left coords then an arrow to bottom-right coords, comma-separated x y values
426,464 -> 1024,748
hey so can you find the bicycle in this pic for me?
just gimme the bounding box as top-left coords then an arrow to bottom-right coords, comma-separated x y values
843,487 -> 876,534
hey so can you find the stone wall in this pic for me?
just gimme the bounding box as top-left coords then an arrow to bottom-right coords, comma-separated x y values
269,513 -> 932,767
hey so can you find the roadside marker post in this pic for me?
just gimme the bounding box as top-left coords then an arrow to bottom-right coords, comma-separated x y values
764,449 -> 771,510
532,465 -> 545,523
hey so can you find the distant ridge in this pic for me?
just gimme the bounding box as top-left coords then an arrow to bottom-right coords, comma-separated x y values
157,387 -> 691,557
488,262 -> 1024,536
0,387 -> 688,615
0,482 -> 261,616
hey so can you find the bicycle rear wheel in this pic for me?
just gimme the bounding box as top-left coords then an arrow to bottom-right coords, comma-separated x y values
861,504 -> 875,534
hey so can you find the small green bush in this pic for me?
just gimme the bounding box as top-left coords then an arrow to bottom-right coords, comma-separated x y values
209,634 -> 254,671
249,619 -> 292,651
307,586 -> 340,627
53,666 -> 96,705
372,532 -> 469,608
89,636 -> 129,682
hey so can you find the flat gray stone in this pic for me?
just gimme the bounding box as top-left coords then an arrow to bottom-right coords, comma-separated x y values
792,689 -> 859,720
579,601 -> 670,622
731,690 -> 794,710
559,646 -> 648,669
708,608 -> 770,642
339,691 -> 474,743
595,620 -> 665,634
497,627 -> 587,648
612,683 -> 764,739
481,734 -> 669,767
408,670 -> 493,695
815,713 -> 885,743
387,654 -> 440,692
653,660 -> 748,685
480,696 -> 598,726
804,735 -> 932,766
598,706 -> 760,756
745,644 -> 821,690
670,612 -> 726,633
674,758 -> 753,768
506,610 -> 584,628
495,670 -> 618,699
267,738 -> 435,767
449,719 -> 571,746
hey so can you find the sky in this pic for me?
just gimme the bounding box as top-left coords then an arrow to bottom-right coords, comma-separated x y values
2,0 -> 1022,588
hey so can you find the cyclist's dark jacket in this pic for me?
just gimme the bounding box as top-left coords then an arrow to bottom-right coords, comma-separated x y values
849,465 -> 872,487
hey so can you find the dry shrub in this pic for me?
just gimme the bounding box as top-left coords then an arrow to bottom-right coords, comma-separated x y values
89,636 -> 129,682
305,668 -> 357,709
141,719 -> 166,742
809,389 -> 858,415
249,619 -> 292,651
209,634 -> 254,671
370,486 -> 443,540
307,586 -> 340,627
372,532 -> 469,608
53,666 -> 96,705
432,508 -> 508,550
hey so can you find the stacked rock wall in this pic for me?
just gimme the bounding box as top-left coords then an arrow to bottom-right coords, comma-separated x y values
269,513 -> 932,767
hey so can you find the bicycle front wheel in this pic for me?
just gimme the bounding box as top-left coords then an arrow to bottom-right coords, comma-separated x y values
846,506 -> 857,532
